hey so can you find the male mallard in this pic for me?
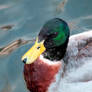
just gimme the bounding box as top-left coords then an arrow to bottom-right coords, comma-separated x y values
21,18 -> 92,92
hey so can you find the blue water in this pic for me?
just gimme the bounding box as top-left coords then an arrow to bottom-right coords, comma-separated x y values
0,0 -> 92,92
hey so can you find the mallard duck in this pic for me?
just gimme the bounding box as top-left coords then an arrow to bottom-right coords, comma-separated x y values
21,18 -> 92,92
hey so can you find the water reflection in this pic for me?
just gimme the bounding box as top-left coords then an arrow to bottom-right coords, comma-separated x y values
0,24 -> 14,31
0,39 -> 35,55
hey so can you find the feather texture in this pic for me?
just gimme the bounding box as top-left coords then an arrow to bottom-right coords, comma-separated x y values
48,30 -> 92,92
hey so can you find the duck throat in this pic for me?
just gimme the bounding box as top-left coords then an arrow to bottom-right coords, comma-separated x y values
24,56 -> 61,92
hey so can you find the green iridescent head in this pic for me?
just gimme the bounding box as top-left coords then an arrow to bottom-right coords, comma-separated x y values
38,18 -> 70,60
38,18 -> 70,48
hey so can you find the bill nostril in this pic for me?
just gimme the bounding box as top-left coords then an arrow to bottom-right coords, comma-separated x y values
23,58 -> 27,64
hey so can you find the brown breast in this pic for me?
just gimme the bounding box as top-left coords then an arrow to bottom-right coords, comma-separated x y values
24,57 -> 61,92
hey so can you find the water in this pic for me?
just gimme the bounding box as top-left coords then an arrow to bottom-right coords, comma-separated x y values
0,0 -> 92,92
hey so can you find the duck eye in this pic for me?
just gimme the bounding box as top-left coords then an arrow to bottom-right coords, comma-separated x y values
37,46 -> 40,49
51,32 -> 58,38
54,32 -> 58,36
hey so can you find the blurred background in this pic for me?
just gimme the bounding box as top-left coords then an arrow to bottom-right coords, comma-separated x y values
0,0 -> 92,92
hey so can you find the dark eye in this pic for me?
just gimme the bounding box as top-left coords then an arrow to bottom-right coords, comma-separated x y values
54,32 -> 58,36
47,32 -> 58,38
51,32 -> 58,38
37,46 -> 40,49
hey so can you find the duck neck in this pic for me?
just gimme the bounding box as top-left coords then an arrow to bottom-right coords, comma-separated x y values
24,56 -> 62,92
43,38 -> 69,61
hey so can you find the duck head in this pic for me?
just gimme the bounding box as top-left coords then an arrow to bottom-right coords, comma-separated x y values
22,18 -> 70,64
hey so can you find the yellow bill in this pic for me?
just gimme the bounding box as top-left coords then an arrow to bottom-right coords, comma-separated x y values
21,38 -> 46,64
